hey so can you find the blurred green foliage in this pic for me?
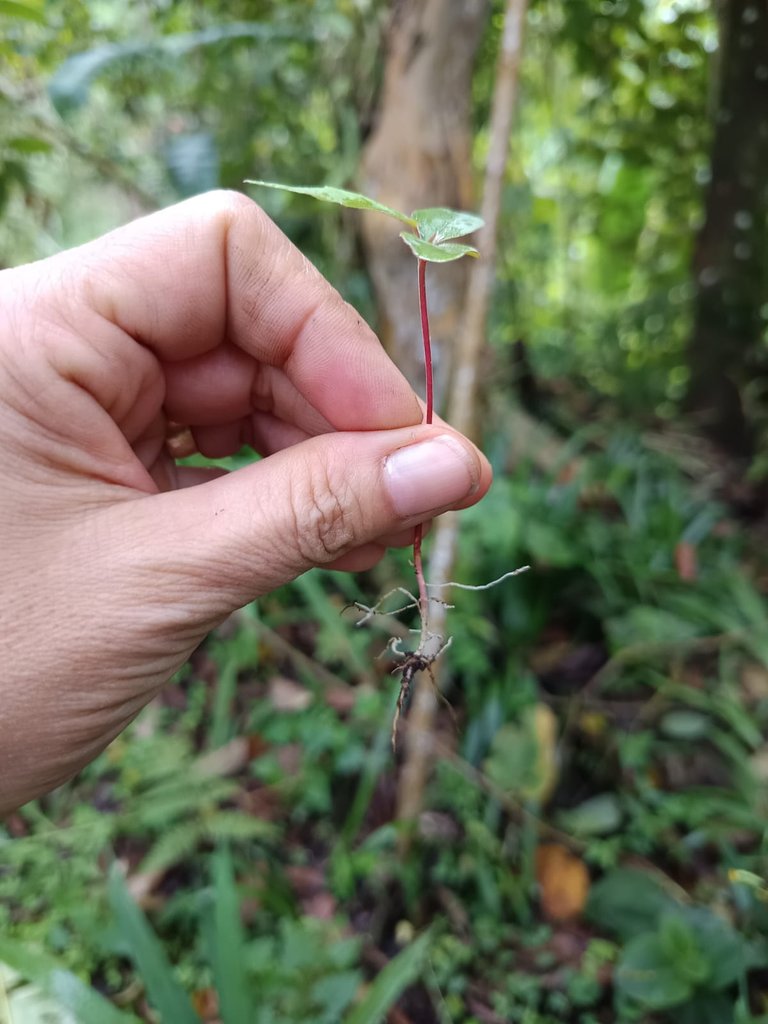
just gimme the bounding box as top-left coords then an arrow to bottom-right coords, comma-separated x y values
3,443 -> 767,1021
2,1 -> 768,1022
1,0 -> 724,414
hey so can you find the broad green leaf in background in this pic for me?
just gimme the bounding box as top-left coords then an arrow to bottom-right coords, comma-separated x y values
245,181 -> 416,227
605,604 -> 701,649
586,868 -> 678,940
49,23 -> 290,113
679,907 -> 768,990
615,932 -> 694,1010
0,0 -> 45,24
0,939 -> 136,1024
399,232 -> 479,263
657,914 -> 710,987
678,995 -> 741,1024
344,929 -> 433,1024
411,207 -> 484,243
483,704 -> 558,804
165,131 -> 219,197
107,865 -> 201,1024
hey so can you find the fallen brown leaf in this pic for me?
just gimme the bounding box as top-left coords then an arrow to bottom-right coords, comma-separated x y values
535,843 -> 590,922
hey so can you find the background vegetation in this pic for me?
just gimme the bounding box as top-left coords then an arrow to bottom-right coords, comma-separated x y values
2,1 -> 767,1022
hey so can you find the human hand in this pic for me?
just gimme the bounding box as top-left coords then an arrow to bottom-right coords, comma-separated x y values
0,191 -> 491,812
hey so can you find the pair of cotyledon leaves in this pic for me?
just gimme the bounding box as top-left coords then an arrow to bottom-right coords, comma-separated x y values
244,181 -> 484,262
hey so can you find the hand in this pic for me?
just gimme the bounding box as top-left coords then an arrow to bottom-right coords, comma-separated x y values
0,190 -> 491,812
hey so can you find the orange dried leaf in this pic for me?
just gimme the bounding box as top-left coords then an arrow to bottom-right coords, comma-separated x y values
191,987 -> 219,1020
535,843 -> 590,922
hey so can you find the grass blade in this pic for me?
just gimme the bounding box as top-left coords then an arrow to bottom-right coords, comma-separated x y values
108,864 -> 200,1024
344,929 -> 433,1024
204,845 -> 252,1024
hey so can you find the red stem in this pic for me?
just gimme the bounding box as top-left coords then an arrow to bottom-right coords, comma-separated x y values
418,259 -> 434,425
414,258 -> 433,625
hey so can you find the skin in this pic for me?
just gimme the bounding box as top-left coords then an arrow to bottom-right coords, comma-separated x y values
0,191 -> 491,814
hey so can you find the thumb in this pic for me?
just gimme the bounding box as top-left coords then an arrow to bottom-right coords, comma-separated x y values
122,425 -> 489,617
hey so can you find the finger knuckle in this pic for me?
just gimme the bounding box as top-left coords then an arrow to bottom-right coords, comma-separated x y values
205,188 -> 257,219
291,454 -> 360,564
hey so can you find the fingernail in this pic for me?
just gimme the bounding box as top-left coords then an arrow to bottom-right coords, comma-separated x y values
384,435 -> 478,517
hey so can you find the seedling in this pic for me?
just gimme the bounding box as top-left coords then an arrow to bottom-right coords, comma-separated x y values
245,181 -> 527,743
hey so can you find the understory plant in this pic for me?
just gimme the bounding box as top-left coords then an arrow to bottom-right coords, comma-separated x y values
245,181 -> 525,742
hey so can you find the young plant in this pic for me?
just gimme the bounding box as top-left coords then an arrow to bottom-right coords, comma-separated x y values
245,181 -> 525,742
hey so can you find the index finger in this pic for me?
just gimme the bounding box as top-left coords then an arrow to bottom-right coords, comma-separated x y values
67,190 -> 423,432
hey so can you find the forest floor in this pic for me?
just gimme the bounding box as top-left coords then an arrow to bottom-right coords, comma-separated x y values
2,426 -> 768,1024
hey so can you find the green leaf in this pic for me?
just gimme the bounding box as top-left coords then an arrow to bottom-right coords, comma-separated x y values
523,519 -> 579,566
6,135 -> 53,154
399,232 -> 479,262
0,0 -> 45,23
483,722 -> 539,797
557,793 -> 622,836
0,937 -> 137,1023
679,994 -> 738,1024
482,705 -> 557,803
660,710 -> 712,740
586,868 -> 678,940
678,907 -> 768,990
344,929 -> 433,1024
165,131 -> 219,197
245,181 -> 415,226
606,605 -> 701,648
411,207 -> 484,243
658,914 -> 710,986
107,864 -> 200,1024
206,846 -> 252,1024
203,810 -> 278,843
50,23 -> 288,113
138,820 -> 203,874
311,971 -> 361,1020
615,932 -> 694,1010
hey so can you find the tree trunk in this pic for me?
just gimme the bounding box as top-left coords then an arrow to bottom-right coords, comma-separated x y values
685,0 -> 768,456
359,0 -> 488,400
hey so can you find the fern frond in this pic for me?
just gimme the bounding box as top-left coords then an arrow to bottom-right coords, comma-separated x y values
202,812 -> 277,844
127,777 -> 238,830
139,821 -> 205,874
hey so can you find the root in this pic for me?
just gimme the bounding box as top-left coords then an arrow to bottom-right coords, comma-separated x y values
347,586 -> 421,626
390,635 -> 453,750
426,565 -> 530,592
350,565 -> 529,749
